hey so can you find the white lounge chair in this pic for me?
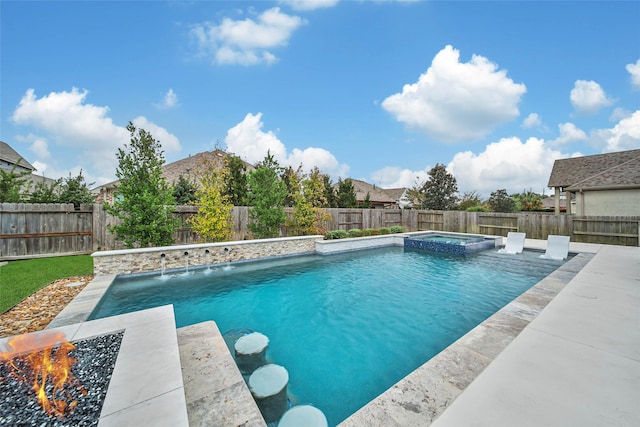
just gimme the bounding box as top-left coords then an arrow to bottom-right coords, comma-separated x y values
497,232 -> 526,254
540,235 -> 570,260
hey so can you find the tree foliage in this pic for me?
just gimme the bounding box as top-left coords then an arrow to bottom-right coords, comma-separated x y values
29,179 -> 61,203
106,122 -> 179,248
223,154 -> 248,206
488,189 -> 516,212
323,175 -> 337,208
336,178 -> 358,208
513,189 -> 543,211
411,164 -> 459,210
188,156 -> 233,242
286,166 -> 331,235
0,164 -> 29,203
173,174 -> 198,205
57,171 -> 95,208
459,190 -> 483,211
246,152 -> 287,238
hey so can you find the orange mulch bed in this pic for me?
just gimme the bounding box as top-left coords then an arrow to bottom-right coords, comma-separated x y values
0,276 -> 93,338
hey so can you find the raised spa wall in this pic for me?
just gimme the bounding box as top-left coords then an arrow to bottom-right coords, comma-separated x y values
92,232 -> 503,276
92,235 -> 323,276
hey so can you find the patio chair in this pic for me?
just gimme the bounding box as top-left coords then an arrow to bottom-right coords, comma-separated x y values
540,235 -> 570,260
497,232 -> 526,254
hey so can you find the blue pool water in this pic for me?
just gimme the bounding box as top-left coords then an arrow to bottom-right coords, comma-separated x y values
90,247 -> 564,425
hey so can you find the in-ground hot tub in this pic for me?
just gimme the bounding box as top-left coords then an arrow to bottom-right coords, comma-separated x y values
404,232 -> 499,255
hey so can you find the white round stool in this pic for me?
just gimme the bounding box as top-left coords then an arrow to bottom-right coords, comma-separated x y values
249,364 -> 289,423
234,332 -> 269,374
278,405 -> 328,427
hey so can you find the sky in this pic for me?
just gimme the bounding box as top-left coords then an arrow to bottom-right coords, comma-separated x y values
1,0 -> 639,197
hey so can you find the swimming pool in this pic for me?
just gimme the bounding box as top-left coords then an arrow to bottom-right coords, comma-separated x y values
89,246 -> 564,425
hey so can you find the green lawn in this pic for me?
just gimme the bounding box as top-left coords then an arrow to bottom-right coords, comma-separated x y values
0,255 -> 94,314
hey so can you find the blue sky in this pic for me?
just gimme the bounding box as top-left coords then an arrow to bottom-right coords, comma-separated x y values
2,0 -> 639,197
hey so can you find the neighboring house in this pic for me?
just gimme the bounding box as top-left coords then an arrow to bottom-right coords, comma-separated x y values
1,141 -> 36,173
0,141 -> 59,192
547,149 -> 640,216
348,179 -> 409,209
95,149 -> 254,204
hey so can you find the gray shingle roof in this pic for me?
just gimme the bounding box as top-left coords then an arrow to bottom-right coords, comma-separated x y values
565,156 -> 640,191
547,149 -> 640,189
0,141 -> 36,171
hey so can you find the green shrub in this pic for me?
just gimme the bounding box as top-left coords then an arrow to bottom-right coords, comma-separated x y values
348,228 -> 363,238
361,229 -> 371,236
466,205 -> 488,212
325,229 -> 348,240
378,227 -> 391,235
390,226 -> 405,233
366,228 -> 380,236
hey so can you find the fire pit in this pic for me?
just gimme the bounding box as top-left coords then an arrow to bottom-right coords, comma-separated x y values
1,332 -> 123,426
0,305 -> 189,426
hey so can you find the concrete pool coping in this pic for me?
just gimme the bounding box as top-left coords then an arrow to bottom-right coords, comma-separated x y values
33,238 -> 639,425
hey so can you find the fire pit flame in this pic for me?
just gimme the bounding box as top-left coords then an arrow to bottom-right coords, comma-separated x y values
0,331 -> 87,418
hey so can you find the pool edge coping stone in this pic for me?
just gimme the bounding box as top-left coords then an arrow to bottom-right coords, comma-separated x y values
336,251 -> 596,427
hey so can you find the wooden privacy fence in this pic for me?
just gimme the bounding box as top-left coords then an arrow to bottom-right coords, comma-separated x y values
1,203 -> 638,259
1,203 -> 94,259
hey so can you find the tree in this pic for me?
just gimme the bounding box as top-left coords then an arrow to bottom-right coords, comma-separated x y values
413,164 -> 459,210
29,179 -> 61,203
286,166 -> 331,235
281,166 -> 298,207
173,174 -> 198,205
188,156 -> 233,242
336,178 -> 358,208
58,171 -> 95,208
514,189 -> 543,211
361,192 -> 372,208
106,122 -> 179,248
459,190 -> 483,211
246,152 -> 287,238
488,189 -> 516,212
323,174 -> 337,208
223,154 -> 248,206
0,164 -> 29,203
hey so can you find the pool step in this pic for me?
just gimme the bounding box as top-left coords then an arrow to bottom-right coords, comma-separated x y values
177,321 -> 267,427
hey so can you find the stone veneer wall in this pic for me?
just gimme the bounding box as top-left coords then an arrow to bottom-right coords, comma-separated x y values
92,235 -> 322,276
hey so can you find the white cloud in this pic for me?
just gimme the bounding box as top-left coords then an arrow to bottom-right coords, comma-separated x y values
279,0 -> 339,11
548,122 -> 587,146
11,88 -> 181,183
626,59 -> 640,90
448,137 -> 567,196
154,88 -> 178,109
288,147 -> 349,178
381,45 -> 526,142
591,110 -> 640,152
131,116 -> 181,153
570,80 -> 613,114
522,113 -> 542,129
224,112 -> 349,178
371,166 -> 429,189
190,7 -> 306,66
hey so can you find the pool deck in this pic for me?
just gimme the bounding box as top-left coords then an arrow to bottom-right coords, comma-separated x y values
430,240 -> 640,427
9,238 -> 639,426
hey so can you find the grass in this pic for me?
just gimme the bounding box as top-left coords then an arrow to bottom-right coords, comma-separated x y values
0,255 -> 93,314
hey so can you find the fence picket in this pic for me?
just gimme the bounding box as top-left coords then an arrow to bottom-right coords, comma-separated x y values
0,203 -> 638,260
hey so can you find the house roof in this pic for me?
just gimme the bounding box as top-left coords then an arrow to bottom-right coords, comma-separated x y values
95,149 -> 254,190
347,179 -> 408,205
0,141 -> 36,171
565,156 -> 640,191
547,149 -> 640,189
